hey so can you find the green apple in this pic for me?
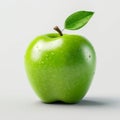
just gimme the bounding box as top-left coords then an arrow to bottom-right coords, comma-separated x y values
24,11 -> 96,103
24,33 -> 96,103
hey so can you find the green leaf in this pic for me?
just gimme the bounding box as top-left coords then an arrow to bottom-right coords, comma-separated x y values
64,11 -> 94,30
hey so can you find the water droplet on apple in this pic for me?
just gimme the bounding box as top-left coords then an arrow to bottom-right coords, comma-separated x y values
41,61 -> 44,64
45,56 -> 49,60
51,52 -> 55,55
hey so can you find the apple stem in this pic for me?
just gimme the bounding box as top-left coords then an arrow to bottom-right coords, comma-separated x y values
53,26 -> 63,36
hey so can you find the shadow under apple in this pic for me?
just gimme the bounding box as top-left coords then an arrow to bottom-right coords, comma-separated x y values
36,97 -> 120,108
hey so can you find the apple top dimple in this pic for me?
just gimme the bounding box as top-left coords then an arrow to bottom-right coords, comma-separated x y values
46,33 -> 60,38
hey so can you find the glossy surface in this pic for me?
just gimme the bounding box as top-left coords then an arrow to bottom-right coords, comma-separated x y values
24,33 -> 96,103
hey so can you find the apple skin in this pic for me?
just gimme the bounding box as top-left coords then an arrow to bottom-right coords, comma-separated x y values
24,33 -> 96,103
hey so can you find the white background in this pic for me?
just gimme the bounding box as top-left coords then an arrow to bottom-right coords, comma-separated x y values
0,0 -> 120,120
